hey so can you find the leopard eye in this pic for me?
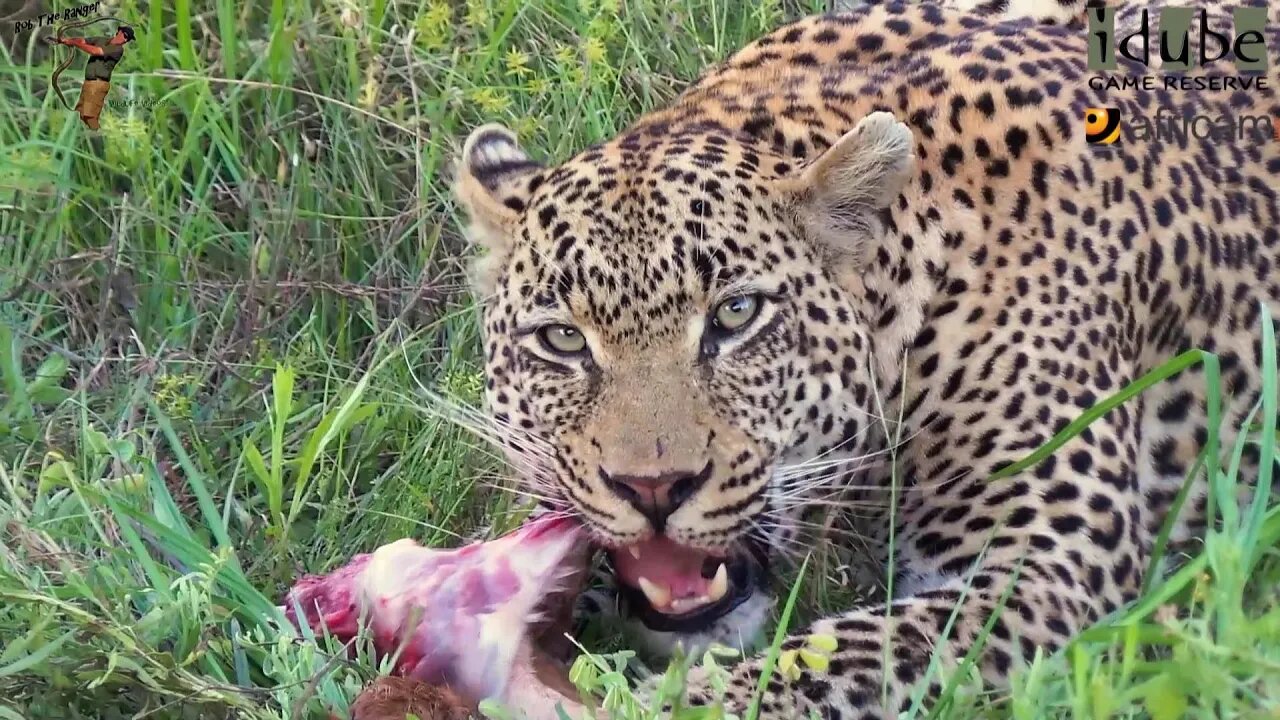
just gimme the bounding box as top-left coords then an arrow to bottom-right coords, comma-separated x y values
537,324 -> 587,355
712,294 -> 761,333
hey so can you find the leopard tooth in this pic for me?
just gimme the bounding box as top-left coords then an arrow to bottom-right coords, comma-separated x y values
707,563 -> 729,602
670,595 -> 711,614
628,545 -> 641,560
637,576 -> 671,608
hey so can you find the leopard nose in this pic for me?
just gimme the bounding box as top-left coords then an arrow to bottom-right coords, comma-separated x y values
599,461 -> 713,533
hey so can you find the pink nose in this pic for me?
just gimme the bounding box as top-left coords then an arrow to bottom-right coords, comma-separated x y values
599,463 -> 712,532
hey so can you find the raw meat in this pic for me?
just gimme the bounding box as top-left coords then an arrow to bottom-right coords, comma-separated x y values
283,515 -> 591,714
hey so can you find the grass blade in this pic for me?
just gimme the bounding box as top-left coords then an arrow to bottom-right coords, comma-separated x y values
745,554 -> 809,720
990,349 -> 1218,481
1242,302 -> 1277,570
149,399 -> 235,554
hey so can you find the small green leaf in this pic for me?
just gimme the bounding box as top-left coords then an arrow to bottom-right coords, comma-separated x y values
706,644 -> 740,659
804,634 -> 838,654
85,426 -> 112,457
0,614 -> 54,665
108,472 -> 147,494
108,437 -> 136,463
1089,672 -> 1113,720
776,650 -> 798,678
0,323 -> 28,411
86,651 -> 121,689
31,352 -> 68,385
28,386 -> 71,405
569,654 -> 600,691
1144,674 -> 1187,720
270,364 -> 295,437
37,452 -> 77,495
0,628 -> 77,677
242,439 -> 280,525
255,242 -> 272,274
673,706 -> 724,720
797,648 -> 828,673
478,698 -> 513,720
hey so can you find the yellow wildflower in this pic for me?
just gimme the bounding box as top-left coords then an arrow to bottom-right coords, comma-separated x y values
504,47 -> 532,77
464,0 -> 488,29
525,76 -> 551,95
414,0 -> 452,50
468,87 -> 511,114
553,42 -> 577,67
513,116 -> 539,139
583,36 -> 607,65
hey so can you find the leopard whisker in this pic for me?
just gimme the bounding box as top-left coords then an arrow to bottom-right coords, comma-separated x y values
475,480 -> 563,505
745,520 -> 815,567
773,455 -> 883,487
774,423 -> 928,480
773,450 -> 889,479
770,458 -> 888,498
397,367 -> 558,459
768,474 -> 888,506
755,514 -> 879,559
766,497 -> 889,513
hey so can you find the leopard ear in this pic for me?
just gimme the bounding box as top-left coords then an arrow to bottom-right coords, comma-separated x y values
454,124 -> 544,296
778,111 -> 915,268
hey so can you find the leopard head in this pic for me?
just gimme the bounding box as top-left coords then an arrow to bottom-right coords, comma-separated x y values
453,112 -> 915,651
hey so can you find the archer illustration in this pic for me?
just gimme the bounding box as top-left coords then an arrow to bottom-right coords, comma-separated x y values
42,18 -> 135,131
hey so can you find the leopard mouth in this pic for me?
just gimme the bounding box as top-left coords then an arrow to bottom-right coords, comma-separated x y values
607,535 -> 765,633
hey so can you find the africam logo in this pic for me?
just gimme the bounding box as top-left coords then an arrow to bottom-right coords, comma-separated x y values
40,14 -> 138,130
1086,106 -> 1278,146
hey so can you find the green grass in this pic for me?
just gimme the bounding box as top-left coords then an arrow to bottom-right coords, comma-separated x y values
1,0 -> 1278,718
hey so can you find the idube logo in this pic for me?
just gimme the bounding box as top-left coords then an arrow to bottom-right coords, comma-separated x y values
1087,6 -> 1271,92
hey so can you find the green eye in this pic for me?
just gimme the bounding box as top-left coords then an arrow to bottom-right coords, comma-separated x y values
538,325 -> 587,355
713,294 -> 761,332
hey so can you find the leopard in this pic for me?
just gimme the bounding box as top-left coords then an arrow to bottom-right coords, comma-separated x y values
451,0 -> 1280,716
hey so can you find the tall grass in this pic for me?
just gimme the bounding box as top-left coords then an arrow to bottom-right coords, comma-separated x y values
1,0 -> 1277,718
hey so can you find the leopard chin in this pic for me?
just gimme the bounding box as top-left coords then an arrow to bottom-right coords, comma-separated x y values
623,588 -> 775,662
574,570 -> 776,664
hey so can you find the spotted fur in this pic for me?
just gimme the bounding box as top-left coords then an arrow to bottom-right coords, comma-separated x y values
455,0 -> 1280,716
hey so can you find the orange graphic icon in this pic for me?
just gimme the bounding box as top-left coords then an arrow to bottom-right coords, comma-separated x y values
1085,108 -> 1121,145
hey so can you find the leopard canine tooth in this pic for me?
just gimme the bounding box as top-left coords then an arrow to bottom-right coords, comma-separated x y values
637,576 -> 672,608
628,546 -> 641,560
707,563 -> 729,602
